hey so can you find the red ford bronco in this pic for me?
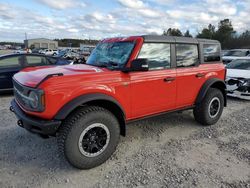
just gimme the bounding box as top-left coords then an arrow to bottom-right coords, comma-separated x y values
10,35 -> 226,169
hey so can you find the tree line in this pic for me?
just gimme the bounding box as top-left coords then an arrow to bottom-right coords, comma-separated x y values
54,38 -> 99,47
163,19 -> 250,49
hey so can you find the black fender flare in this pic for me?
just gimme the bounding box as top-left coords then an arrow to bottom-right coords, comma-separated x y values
54,93 -> 126,120
195,78 -> 227,106
54,93 -> 126,136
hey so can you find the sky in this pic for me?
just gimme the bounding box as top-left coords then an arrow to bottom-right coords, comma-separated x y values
0,0 -> 250,42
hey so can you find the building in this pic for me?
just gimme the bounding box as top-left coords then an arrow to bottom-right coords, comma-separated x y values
24,38 -> 58,49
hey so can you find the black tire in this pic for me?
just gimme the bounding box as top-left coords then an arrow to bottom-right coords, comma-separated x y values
193,88 -> 224,126
57,106 -> 120,169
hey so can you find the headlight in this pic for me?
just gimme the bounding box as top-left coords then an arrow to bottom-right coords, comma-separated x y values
28,91 -> 39,109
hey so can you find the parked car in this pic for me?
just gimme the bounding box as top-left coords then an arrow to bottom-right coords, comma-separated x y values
55,49 -> 67,58
10,35 -> 226,169
80,46 -> 95,56
31,48 -> 40,54
43,49 -> 58,56
0,54 -> 71,93
14,49 -> 32,54
221,50 -> 229,56
225,59 -> 250,100
222,49 -> 250,64
63,51 -> 80,60
38,49 -> 46,54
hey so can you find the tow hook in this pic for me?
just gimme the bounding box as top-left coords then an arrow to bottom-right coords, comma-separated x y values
17,120 -> 24,127
10,106 -> 14,112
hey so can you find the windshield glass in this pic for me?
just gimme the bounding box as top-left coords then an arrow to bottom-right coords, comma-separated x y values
224,50 -> 248,57
86,42 -> 135,69
226,59 -> 250,70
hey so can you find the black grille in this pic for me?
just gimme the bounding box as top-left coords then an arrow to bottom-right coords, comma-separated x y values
13,79 -> 24,93
12,79 -> 45,112
13,79 -> 29,108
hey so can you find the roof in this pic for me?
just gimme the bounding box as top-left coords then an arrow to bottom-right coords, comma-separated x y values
142,35 -> 219,44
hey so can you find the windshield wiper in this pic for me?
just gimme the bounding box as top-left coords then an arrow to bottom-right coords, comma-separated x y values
94,61 -> 119,69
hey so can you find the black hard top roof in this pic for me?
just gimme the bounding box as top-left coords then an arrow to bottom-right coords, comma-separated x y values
142,35 -> 219,44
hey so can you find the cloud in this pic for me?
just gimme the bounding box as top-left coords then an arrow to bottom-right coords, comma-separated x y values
0,0 -> 250,42
118,0 -> 146,9
36,0 -> 86,10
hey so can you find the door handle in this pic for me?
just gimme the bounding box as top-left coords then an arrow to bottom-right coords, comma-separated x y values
196,73 -> 205,78
164,77 -> 175,82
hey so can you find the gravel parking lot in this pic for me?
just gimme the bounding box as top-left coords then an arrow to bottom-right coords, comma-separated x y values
0,95 -> 249,188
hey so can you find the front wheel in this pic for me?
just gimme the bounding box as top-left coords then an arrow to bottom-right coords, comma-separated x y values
193,88 -> 224,126
57,106 -> 120,169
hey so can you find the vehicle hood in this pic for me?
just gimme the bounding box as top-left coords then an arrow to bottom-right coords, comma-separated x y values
226,68 -> 250,79
14,64 -> 105,87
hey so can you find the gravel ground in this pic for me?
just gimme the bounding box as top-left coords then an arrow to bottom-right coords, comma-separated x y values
0,95 -> 249,188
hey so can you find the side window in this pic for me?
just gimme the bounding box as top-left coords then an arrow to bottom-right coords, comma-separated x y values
26,56 -> 47,66
176,44 -> 198,67
138,43 -> 171,70
0,57 -> 21,68
203,44 -> 221,62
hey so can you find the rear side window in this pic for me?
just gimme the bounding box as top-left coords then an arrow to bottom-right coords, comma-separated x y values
203,44 -> 220,62
0,57 -> 21,68
138,43 -> 171,70
26,56 -> 48,66
176,44 -> 198,67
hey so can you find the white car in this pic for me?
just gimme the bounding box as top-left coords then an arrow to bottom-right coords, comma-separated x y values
42,49 -> 58,56
222,49 -> 250,64
14,49 -> 32,54
226,59 -> 250,100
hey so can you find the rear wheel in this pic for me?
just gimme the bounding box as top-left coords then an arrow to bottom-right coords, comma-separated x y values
57,106 -> 120,169
193,88 -> 224,125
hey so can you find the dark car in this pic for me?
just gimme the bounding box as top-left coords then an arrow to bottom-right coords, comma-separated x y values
0,54 -> 71,93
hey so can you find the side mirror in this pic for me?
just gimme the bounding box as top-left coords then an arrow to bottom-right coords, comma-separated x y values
126,58 -> 149,72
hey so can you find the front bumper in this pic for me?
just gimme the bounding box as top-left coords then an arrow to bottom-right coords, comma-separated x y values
10,99 -> 61,136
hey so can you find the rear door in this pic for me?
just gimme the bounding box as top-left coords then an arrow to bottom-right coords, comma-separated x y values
130,43 -> 177,118
0,55 -> 23,90
175,43 -> 207,108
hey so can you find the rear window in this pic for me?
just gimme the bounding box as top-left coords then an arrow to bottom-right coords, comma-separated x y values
176,44 -> 199,68
203,44 -> 221,62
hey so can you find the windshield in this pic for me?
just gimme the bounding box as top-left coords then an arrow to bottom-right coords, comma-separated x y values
224,50 -> 248,57
226,59 -> 250,70
86,42 -> 135,69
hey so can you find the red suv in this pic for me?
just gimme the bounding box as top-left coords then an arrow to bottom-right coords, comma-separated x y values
10,35 -> 226,169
